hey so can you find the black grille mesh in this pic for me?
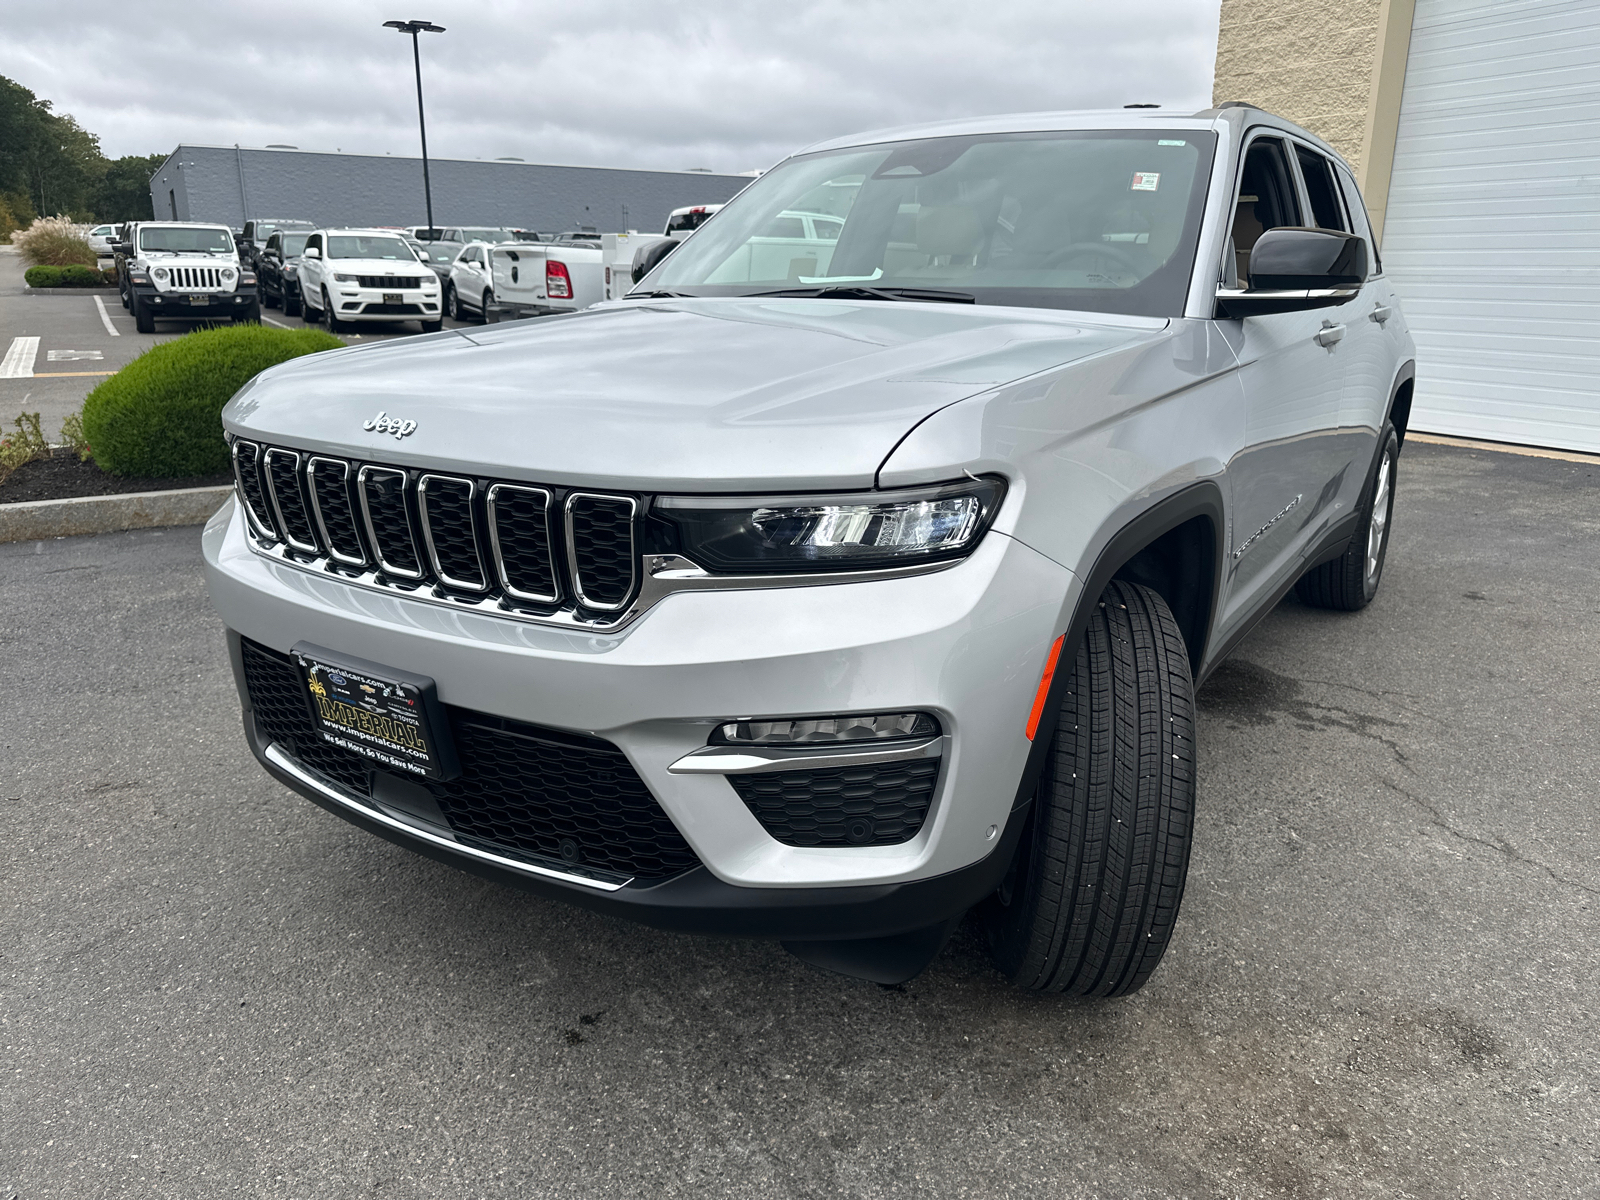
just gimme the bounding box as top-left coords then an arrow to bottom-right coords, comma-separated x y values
360,468 -> 421,575
233,442 -> 276,537
308,460 -> 366,562
490,486 -> 558,602
569,496 -> 635,607
421,477 -> 485,587
358,275 -> 428,289
239,638 -> 699,882
265,451 -> 317,549
729,758 -> 940,847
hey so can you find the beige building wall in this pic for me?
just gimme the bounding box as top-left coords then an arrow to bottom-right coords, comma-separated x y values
1213,0 -> 1416,240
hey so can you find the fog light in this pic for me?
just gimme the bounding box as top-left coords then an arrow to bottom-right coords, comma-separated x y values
713,711 -> 939,745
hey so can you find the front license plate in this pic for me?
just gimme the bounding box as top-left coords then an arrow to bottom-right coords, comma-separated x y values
188,294 -> 209,305
383,292 -> 403,304
292,642 -> 458,780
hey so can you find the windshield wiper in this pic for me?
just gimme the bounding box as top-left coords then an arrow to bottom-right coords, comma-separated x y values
748,285 -> 975,304
625,289 -> 695,299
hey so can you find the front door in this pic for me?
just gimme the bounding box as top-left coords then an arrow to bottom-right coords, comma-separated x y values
1218,134 -> 1349,632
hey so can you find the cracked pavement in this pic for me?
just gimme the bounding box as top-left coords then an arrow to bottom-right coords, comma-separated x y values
3,440 -> 1598,1199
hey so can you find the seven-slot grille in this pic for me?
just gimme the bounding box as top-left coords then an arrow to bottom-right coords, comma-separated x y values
233,439 -> 641,619
357,275 -> 427,289
166,265 -> 227,290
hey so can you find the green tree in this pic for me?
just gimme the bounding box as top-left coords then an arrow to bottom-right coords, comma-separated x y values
92,154 -> 163,222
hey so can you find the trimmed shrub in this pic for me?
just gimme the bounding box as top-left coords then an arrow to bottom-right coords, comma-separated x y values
82,325 -> 345,477
59,264 -> 102,286
24,265 -> 64,288
14,215 -> 96,267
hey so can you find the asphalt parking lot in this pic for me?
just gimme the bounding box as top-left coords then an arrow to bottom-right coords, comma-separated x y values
3,439 -> 1597,1199
0,250 -> 475,441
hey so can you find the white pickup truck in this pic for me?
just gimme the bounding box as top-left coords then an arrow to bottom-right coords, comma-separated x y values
457,240 -> 603,322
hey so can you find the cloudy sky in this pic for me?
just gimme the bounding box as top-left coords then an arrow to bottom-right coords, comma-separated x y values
3,0 -> 1221,174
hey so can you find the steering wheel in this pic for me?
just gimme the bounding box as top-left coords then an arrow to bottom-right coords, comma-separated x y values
1039,241 -> 1143,276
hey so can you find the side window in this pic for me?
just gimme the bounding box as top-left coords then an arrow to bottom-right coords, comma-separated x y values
1336,165 -> 1382,275
266,233 -> 279,254
1230,137 -> 1301,284
306,233 -> 321,254
1294,146 -> 1348,232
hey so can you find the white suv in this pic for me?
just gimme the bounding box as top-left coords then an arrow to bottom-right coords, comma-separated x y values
297,230 -> 442,333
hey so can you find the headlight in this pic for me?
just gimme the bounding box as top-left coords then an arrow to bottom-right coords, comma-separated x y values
152,267 -> 168,281
221,268 -> 236,281
650,478 -> 1004,573
334,273 -> 358,283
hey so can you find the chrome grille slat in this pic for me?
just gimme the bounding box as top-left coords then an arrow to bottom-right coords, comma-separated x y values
486,484 -> 559,604
565,493 -> 638,612
305,456 -> 367,566
231,440 -> 276,540
262,448 -> 319,554
357,466 -> 424,579
418,474 -> 488,592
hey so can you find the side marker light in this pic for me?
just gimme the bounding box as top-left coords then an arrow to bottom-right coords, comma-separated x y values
1025,634 -> 1066,741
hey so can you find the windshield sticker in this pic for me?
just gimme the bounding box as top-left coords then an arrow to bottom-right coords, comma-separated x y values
1158,139 -> 1187,147
1131,172 -> 1160,192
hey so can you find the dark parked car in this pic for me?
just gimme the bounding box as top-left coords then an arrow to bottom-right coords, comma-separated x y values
258,229 -> 312,317
239,218 -> 315,273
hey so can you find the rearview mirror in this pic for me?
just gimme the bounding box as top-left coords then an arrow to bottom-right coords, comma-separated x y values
1216,228 -> 1367,318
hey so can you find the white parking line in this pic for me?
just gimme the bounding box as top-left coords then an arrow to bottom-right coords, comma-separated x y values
261,315 -> 292,329
93,295 -> 121,336
1,336 -> 40,379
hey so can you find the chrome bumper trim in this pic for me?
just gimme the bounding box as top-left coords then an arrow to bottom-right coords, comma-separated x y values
667,736 -> 943,775
263,741 -> 632,892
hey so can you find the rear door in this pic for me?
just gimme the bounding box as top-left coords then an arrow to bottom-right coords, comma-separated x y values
1218,133 -> 1349,629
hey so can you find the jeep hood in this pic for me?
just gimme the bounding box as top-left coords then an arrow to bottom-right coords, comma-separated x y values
223,297 -> 1164,491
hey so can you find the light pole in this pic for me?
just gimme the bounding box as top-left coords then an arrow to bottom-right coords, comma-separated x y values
383,19 -> 446,235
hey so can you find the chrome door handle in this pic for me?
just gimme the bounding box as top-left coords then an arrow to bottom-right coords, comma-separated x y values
1315,323 -> 1346,347
1370,305 -> 1392,324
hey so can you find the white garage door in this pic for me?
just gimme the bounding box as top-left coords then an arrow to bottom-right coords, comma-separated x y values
1381,0 -> 1600,452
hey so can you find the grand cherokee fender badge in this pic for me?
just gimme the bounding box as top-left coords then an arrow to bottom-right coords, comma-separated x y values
364,411 -> 417,440
1233,494 -> 1302,560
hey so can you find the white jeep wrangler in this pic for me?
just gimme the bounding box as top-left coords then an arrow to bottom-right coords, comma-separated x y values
115,222 -> 259,333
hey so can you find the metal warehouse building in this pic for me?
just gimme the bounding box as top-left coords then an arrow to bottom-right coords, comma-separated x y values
148,144 -> 752,237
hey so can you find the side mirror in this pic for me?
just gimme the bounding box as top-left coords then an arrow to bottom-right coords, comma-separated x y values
1216,228 -> 1367,318
304,247 -> 321,259
631,238 -> 679,284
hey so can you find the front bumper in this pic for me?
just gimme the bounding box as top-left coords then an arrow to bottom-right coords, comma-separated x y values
203,497 -> 1077,925
134,285 -> 255,314
329,287 -> 440,321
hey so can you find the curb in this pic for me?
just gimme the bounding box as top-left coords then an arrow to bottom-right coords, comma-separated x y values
0,486 -> 231,544
23,285 -> 119,295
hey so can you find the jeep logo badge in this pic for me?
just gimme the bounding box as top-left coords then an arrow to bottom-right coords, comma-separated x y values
363,411 -> 417,440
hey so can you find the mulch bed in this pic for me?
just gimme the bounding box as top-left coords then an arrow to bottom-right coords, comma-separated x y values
0,449 -> 232,504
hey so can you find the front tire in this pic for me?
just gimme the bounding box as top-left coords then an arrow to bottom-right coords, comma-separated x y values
321,288 -> 341,332
983,580 -> 1196,996
263,280 -> 281,309
479,289 -> 493,324
445,285 -> 460,322
132,294 -> 155,334
235,301 -> 261,324
1295,424 -> 1399,611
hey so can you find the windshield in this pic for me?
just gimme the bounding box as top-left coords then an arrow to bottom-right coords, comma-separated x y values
326,235 -> 418,261
406,240 -> 454,263
460,228 -> 512,243
281,233 -> 310,256
648,130 -> 1216,316
138,226 -> 235,254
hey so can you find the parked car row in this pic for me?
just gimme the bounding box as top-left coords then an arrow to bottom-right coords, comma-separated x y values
100,209 -> 727,334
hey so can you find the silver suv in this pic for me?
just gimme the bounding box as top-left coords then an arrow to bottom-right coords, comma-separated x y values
205,105 -> 1414,993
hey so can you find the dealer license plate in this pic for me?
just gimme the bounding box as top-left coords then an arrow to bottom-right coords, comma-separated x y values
188,294 -> 208,305
383,292 -> 403,304
292,643 -> 457,780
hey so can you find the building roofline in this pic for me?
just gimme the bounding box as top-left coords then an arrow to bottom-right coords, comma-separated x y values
158,143 -> 752,181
